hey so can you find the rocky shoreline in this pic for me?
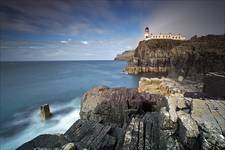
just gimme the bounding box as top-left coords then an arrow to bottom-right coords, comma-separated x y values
18,35 -> 225,150
18,73 -> 225,150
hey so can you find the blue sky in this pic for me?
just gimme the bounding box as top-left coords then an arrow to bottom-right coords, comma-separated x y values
0,0 -> 224,61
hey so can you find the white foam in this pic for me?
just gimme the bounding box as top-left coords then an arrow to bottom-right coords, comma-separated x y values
0,97 -> 80,150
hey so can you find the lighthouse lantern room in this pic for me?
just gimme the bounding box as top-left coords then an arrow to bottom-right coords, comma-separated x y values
144,27 -> 149,39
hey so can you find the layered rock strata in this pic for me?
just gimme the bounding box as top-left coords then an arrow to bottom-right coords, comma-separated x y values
18,77 -> 225,150
123,35 -> 225,79
139,77 -> 225,150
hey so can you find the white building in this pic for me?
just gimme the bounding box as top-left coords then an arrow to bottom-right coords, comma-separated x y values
144,27 -> 186,41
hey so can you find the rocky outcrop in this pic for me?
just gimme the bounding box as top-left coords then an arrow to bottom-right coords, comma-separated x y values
124,35 -> 225,79
114,50 -> 134,61
80,86 -> 166,127
64,119 -> 117,149
40,104 -> 52,120
18,77 -> 225,150
122,112 -> 160,149
124,39 -> 182,74
139,77 -> 225,150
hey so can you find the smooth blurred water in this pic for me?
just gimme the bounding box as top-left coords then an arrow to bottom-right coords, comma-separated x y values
0,61 -> 139,149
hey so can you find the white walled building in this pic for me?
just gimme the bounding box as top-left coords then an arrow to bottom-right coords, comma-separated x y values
144,27 -> 186,41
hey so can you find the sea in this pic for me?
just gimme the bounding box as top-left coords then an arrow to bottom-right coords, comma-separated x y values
0,60 -> 141,149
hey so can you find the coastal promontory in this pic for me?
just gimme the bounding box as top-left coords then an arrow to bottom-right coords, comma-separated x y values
124,34 -> 225,80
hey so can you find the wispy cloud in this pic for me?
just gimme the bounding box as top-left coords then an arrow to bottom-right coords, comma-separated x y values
60,38 -> 71,44
81,41 -> 88,45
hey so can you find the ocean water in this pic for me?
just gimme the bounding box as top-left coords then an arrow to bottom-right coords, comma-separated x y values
0,61 -> 140,149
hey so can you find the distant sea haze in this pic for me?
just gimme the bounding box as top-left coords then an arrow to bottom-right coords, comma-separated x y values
0,60 -> 140,149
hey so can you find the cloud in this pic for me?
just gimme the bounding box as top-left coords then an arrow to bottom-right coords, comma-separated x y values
60,38 -> 72,44
81,41 -> 88,45
60,40 -> 68,44
0,0 -> 115,35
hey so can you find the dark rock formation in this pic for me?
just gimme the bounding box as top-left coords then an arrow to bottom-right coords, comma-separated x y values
40,104 -> 52,120
114,50 -> 134,61
122,112 -> 160,149
64,119 -> 117,149
124,34 -> 225,79
18,87 -> 167,150
17,134 -> 68,150
80,86 -> 166,127
18,119 -> 120,150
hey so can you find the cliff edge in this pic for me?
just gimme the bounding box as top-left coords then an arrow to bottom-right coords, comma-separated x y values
124,34 -> 225,80
114,50 -> 134,61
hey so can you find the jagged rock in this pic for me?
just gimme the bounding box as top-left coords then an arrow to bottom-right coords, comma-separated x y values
40,104 -> 52,120
122,117 -> 140,149
177,111 -> 199,149
159,107 -> 176,130
159,132 -> 184,150
80,86 -> 166,127
144,112 -> 160,149
18,76 -> 225,150
17,134 -> 68,150
64,119 -> 116,150
122,112 -> 160,149
199,123 -> 225,150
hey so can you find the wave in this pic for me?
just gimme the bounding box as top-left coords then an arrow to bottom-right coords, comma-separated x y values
0,97 -> 80,150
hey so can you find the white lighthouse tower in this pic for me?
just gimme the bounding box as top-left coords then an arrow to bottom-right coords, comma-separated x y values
144,27 -> 149,39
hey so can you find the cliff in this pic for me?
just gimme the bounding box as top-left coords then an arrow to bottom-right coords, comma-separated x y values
124,34 -> 225,79
114,50 -> 134,61
18,73 -> 225,150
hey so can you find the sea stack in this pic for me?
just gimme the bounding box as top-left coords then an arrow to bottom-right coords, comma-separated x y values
40,104 -> 52,120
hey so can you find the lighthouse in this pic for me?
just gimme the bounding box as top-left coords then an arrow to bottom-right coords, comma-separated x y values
144,27 -> 149,39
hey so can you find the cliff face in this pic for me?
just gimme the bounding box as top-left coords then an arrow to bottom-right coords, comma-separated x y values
114,50 -> 134,61
124,35 -> 225,79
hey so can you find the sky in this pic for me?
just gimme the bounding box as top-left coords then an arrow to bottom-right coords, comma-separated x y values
0,0 -> 224,61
